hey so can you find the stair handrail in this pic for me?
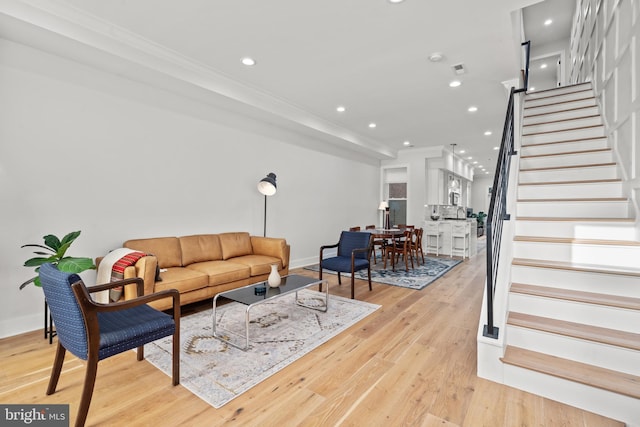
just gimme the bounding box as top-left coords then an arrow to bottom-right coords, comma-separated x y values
483,40 -> 530,339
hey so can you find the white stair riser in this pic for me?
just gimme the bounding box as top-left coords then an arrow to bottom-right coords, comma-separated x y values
523,106 -> 600,125
523,116 -> 602,134
525,84 -> 592,99
517,201 -> 629,218
506,325 -> 640,375
510,265 -> 640,298
522,127 -> 606,145
513,241 -> 640,268
524,90 -> 594,108
518,182 -> 623,199
524,98 -> 597,115
502,364 -> 640,427
519,165 -> 619,183
508,294 -> 640,333
521,138 -> 608,156
515,221 -> 636,240
520,150 -> 612,169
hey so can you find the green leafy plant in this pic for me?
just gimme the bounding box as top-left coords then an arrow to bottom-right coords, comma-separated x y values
476,211 -> 487,227
20,231 -> 95,289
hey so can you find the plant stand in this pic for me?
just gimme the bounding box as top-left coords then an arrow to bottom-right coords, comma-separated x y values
44,299 -> 56,344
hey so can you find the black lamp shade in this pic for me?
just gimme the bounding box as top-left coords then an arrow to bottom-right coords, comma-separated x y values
258,173 -> 277,196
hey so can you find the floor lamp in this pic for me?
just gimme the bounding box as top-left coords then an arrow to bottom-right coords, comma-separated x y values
379,201 -> 389,229
258,173 -> 277,237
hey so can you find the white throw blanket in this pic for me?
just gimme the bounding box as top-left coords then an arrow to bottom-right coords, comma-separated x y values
94,248 -> 140,303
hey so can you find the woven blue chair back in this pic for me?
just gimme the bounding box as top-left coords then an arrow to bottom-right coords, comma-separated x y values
338,231 -> 371,259
39,263 -> 89,360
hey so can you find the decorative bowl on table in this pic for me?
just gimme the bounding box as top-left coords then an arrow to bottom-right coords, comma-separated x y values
430,214 -> 440,221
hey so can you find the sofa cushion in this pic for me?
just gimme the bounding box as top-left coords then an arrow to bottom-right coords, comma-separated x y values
218,232 -> 253,260
227,255 -> 282,276
250,236 -> 288,268
186,261 -> 251,286
124,237 -> 182,268
179,234 -> 223,266
153,267 -> 209,293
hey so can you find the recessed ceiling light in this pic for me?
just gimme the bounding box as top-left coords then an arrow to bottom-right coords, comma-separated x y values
467,156 -> 472,160
540,63 -> 548,69
241,57 -> 256,66
336,106 -> 346,112
468,106 -> 478,112
403,141 -> 411,146
473,161 -> 478,164
428,52 -> 444,62
544,19 -> 553,26
493,146 -> 499,150
485,171 -> 490,174
484,131 -> 492,136
449,80 -> 462,88
479,165 -> 483,168
388,0 -> 405,3
459,150 -> 465,154
368,123 -> 377,128
529,87 -> 536,91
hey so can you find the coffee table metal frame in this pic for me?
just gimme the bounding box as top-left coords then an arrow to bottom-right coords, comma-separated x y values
212,274 -> 328,351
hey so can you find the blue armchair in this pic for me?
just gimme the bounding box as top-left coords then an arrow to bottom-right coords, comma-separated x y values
38,263 -> 180,427
319,231 -> 372,299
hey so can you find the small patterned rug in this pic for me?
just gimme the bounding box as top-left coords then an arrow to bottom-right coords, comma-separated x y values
305,256 -> 462,290
144,290 -> 380,408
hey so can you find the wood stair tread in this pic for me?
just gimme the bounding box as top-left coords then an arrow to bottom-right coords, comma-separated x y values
507,312 -> 640,351
516,216 -> 634,222
520,148 -> 611,159
521,136 -> 607,147
512,257 -> 640,277
523,124 -> 604,137
501,346 -> 640,399
520,162 -> 616,172
514,235 -> 640,246
510,283 -> 640,311
522,114 -> 601,127
523,105 -> 598,119
517,197 -> 627,202
518,179 -> 622,186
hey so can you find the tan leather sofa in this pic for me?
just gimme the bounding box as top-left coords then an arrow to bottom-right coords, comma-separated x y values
109,232 -> 289,311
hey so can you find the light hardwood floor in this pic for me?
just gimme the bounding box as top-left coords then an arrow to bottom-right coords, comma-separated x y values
0,247 -> 624,426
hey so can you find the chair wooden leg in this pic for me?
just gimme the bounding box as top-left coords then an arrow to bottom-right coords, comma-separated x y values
368,268 -> 372,291
318,266 -> 323,292
46,343 -> 66,395
172,328 -> 180,386
337,272 -> 342,285
76,354 -> 99,427
137,345 -> 144,361
350,273 -> 355,299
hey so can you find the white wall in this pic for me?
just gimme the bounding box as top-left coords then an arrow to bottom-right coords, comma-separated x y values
570,0 -> 640,217
0,39 -> 381,338
470,175 -> 495,215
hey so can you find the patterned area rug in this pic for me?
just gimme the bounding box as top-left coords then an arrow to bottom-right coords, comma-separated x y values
144,290 -> 380,408
305,256 -> 462,290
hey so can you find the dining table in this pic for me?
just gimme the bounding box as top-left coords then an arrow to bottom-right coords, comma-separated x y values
364,228 -> 407,271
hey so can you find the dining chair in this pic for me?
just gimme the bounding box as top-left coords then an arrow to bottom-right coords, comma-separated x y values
319,231 -> 372,299
383,229 -> 414,271
349,226 -> 361,232
410,227 -> 425,265
365,225 -> 384,262
39,263 -> 180,427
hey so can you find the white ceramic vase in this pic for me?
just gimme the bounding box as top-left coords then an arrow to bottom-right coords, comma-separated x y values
268,264 -> 281,287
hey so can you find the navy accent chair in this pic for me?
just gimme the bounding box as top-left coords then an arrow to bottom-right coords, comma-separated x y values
39,263 -> 180,427
319,231 -> 372,299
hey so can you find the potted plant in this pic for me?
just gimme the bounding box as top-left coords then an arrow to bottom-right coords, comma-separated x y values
475,212 -> 487,237
20,231 -> 95,289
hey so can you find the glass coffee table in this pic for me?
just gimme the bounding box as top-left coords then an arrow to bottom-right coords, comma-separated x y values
212,274 -> 328,350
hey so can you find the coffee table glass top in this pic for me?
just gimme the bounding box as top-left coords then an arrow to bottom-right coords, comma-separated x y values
218,274 -> 322,306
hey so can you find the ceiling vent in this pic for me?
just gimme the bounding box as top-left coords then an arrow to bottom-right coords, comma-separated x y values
452,63 -> 466,75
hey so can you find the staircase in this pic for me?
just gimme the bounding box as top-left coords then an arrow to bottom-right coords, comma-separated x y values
501,82 -> 640,425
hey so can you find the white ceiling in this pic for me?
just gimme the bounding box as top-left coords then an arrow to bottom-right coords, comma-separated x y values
0,0 -> 576,175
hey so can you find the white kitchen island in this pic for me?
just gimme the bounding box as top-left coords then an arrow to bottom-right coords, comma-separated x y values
423,219 -> 477,258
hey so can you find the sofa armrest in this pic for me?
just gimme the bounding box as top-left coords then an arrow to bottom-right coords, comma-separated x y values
251,236 -> 289,268
122,255 -> 158,300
